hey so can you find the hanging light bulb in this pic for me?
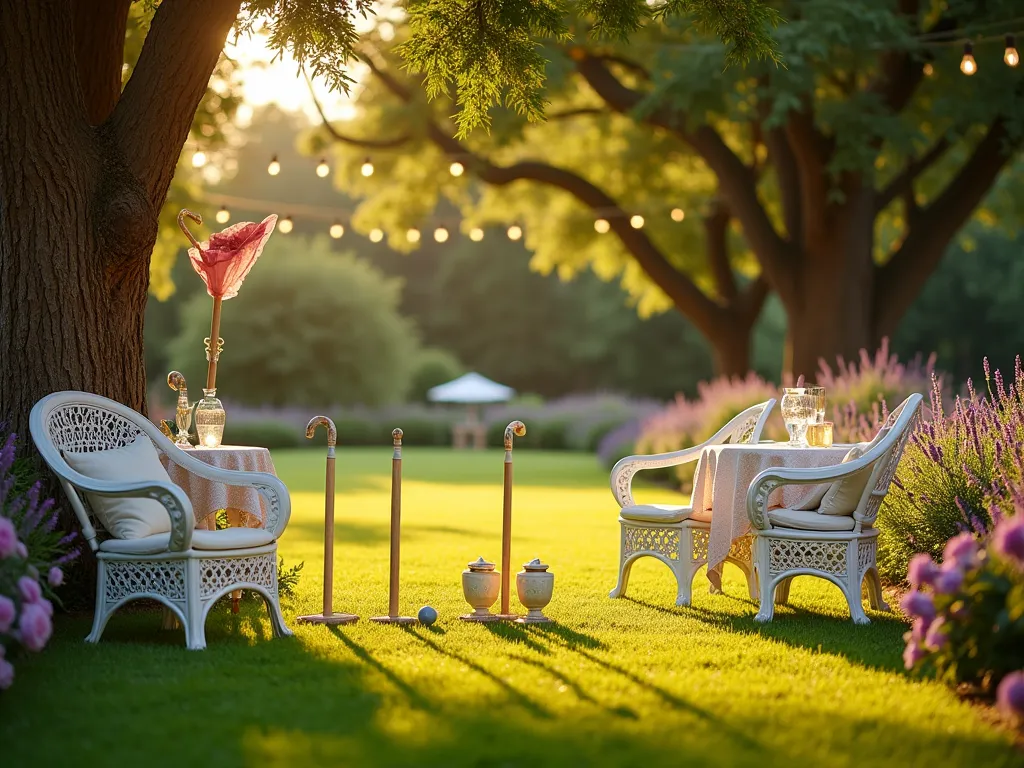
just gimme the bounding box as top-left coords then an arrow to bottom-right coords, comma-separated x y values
922,61 -> 934,77
361,157 -> 375,177
406,228 -> 421,243
434,227 -> 449,243
630,215 -> 645,229
469,227 -> 484,242
215,205 -> 230,224
507,225 -> 523,241
960,42 -> 977,76
191,151 -> 207,168
267,155 -> 281,176
369,228 -> 384,243
671,208 -> 685,222
594,218 -> 610,234
1005,35 -> 1020,67
330,221 -> 344,239
279,215 -> 293,233
449,161 -> 465,177
316,158 -> 330,178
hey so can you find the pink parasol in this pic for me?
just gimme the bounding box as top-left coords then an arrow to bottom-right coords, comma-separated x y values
178,210 -> 277,389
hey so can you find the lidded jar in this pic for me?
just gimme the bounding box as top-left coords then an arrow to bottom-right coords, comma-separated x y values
194,388 -> 226,448
516,558 -> 554,623
461,557 -> 500,618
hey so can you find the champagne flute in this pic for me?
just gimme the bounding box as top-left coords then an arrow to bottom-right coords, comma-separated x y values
807,386 -> 826,424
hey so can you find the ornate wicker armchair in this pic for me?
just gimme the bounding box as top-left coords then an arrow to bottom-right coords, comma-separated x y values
745,393 -> 922,623
608,399 -> 776,606
29,392 -> 294,650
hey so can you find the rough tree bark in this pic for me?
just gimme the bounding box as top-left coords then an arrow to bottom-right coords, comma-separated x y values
0,0 -> 240,436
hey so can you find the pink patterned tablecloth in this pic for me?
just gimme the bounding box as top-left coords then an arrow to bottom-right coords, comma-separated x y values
159,445 -> 276,530
693,443 -> 850,572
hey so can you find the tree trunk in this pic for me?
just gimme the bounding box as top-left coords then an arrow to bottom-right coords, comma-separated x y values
706,318 -> 754,378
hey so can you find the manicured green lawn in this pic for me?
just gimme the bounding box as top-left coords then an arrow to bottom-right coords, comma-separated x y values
2,448 -> 1020,766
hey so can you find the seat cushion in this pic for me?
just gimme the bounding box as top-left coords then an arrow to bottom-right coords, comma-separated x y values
64,436 -> 175,539
768,508 -> 856,531
99,527 -> 275,555
818,443 -> 874,516
620,504 -> 693,524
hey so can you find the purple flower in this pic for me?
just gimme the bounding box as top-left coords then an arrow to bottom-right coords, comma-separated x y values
924,617 -> 947,650
943,533 -> 978,567
907,553 -> 940,588
35,598 -> 52,618
17,602 -> 52,652
17,575 -> 41,604
0,516 -> 16,558
992,517 -> 1024,567
933,565 -> 964,595
0,656 -> 12,690
901,590 -> 936,623
0,595 -> 15,633
47,566 -> 63,587
903,641 -> 927,670
996,671 -> 1024,717
15,541 -> 27,559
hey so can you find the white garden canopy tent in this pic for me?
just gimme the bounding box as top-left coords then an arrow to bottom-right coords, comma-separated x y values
427,372 -> 515,404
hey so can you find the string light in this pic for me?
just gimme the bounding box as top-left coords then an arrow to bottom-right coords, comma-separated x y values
507,225 -> 522,241
267,155 -> 281,176
1006,35 -> 1020,66
960,42 -> 977,75
469,227 -> 484,242
330,221 -> 344,239
434,227 -> 449,243
191,151 -> 207,168
279,215 -> 293,233
406,228 -> 421,243
215,205 -> 230,224
630,215 -> 645,229
922,61 -> 935,77
369,228 -> 384,243
316,158 -> 330,178
671,208 -> 686,222
361,157 -> 375,177
449,161 -> 465,177
594,218 -> 610,234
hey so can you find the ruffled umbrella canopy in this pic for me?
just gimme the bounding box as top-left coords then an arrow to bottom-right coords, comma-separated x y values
178,210 -> 277,389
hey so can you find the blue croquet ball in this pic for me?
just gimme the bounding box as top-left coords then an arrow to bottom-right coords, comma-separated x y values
418,606 -> 438,625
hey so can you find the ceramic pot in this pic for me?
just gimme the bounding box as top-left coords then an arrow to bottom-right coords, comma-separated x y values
462,557 -> 499,618
516,558 -> 553,622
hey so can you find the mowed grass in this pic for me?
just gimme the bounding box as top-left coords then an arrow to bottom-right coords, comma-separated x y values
2,448 -> 1021,767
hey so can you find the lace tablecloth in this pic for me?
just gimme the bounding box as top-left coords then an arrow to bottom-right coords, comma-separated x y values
693,443 -> 850,572
160,445 -> 276,529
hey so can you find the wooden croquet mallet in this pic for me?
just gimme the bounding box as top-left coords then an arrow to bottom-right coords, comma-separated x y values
499,421 -> 526,618
371,429 -> 417,624
297,416 -> 358,625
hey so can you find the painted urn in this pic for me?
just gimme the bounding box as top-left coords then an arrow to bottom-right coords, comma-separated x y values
461,557 -> 500,619
516,558 -> 554,623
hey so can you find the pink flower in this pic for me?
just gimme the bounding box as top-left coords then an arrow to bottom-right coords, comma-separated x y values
0,516 -> 16,558
996,671 -> 1024,717
17,575 -> 41,603
47,567 -> 63,587
900,589 -> 936,623
903,641 -> 926,670
0,656 -> 13,690
943,533 -> 978,567
36,598 -> 52,618
0,595 -> 15,633
186,215 -> 277,300
907,553 -> 940,587
933,565 -> 964,595
17,602 -> 52,652
15,541 -> 27,559
924,617 -> 947,650
992,517 -> 1024,567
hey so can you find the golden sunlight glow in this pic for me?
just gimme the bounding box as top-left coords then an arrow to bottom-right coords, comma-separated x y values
316,159 -> 331,177
268,156 -> 281,176
191,151 -> 207,168
922,62 -> 934,77
369,228 -> 384,243
469,227 -> 484,242
361,158 -> 375,177
671,208 -> 685,222
507,225 -> 523,241
630,215 -> 644,229
434,227 -> 449,243
279,216 -> 293,233
215,206 -> 230,224
330,222 -> 344,239
449,161 -> 465,177
594,218 -> 610,234
407,228 -> 421,243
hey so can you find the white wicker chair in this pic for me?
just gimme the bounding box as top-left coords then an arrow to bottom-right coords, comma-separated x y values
29,392 -> 294,650
608,400 -> 776,606
745,393 -> 923,624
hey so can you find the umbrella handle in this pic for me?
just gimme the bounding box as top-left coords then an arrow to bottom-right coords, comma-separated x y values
504,420 -> 526,458
177,209 -> 203,251
306,416 -> 338,456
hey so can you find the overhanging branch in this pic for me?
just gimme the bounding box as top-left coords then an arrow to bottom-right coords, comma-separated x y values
875,136 -> 951,212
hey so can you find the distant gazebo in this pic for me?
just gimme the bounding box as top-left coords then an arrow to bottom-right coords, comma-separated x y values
427,373 -> 515,450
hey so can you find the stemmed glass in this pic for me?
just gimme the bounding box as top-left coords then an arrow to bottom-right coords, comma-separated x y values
781,388 -> 815,446
807,386 -> 826,424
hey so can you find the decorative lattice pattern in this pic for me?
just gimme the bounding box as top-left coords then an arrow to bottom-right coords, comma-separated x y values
858,538 -> 877,576
768,539 -> 848,577
47,404 -> 142,453
105,560 -> 186,602
728,535 -> 753,565
199,553 -> 275,598
730,413 -> 762,444
624,526 -> 680,561
862,406 -> 921,524
691,529 -> 709,563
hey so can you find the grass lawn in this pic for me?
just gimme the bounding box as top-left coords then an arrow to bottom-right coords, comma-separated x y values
2,448 -> 1021,767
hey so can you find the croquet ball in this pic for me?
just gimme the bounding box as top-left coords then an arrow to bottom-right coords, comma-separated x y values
418,606 -> 438,625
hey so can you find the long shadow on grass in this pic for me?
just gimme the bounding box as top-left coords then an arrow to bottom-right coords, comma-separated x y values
328,627 -> 434,711
509,652 -> 639,720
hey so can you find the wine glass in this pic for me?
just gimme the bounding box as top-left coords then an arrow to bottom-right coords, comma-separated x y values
781,388 -> 814,446
807,386 -> 826,424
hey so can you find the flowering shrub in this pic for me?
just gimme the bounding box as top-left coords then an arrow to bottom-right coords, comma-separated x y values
901,520 -> 1024,718
0,433 -> 79,690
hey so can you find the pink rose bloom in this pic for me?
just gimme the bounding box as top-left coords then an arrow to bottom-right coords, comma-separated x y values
17,602 -> 52,652
17,575 -> 42,603
0,595 -> 15,633
0,656 -> 13,690
992,517 -> 1024,567
15,541 -> 27,559
0,516 -> 16,558
900,589 -> 936,623
36,598 -> 52,618
903,641 -> 926,670
943,533 -> 978,566
47,567 -> 63,587
933,565 -> 964,595
996,671 -> 1024,717
907,553 -> 941,588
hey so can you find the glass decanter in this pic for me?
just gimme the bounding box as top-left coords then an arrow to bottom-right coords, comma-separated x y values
173,387 -> 194,448
781,387 -> 814,446
194,388 -> 226,448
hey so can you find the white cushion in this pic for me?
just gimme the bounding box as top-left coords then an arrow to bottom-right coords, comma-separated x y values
620,504 -> 693,524
768,508 -> 856,531
818,443 -> 874,516
99,527 -> 275,555
64,436 -> 175,539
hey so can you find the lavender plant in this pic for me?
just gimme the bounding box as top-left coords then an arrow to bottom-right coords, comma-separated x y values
0,433 -> 79,690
